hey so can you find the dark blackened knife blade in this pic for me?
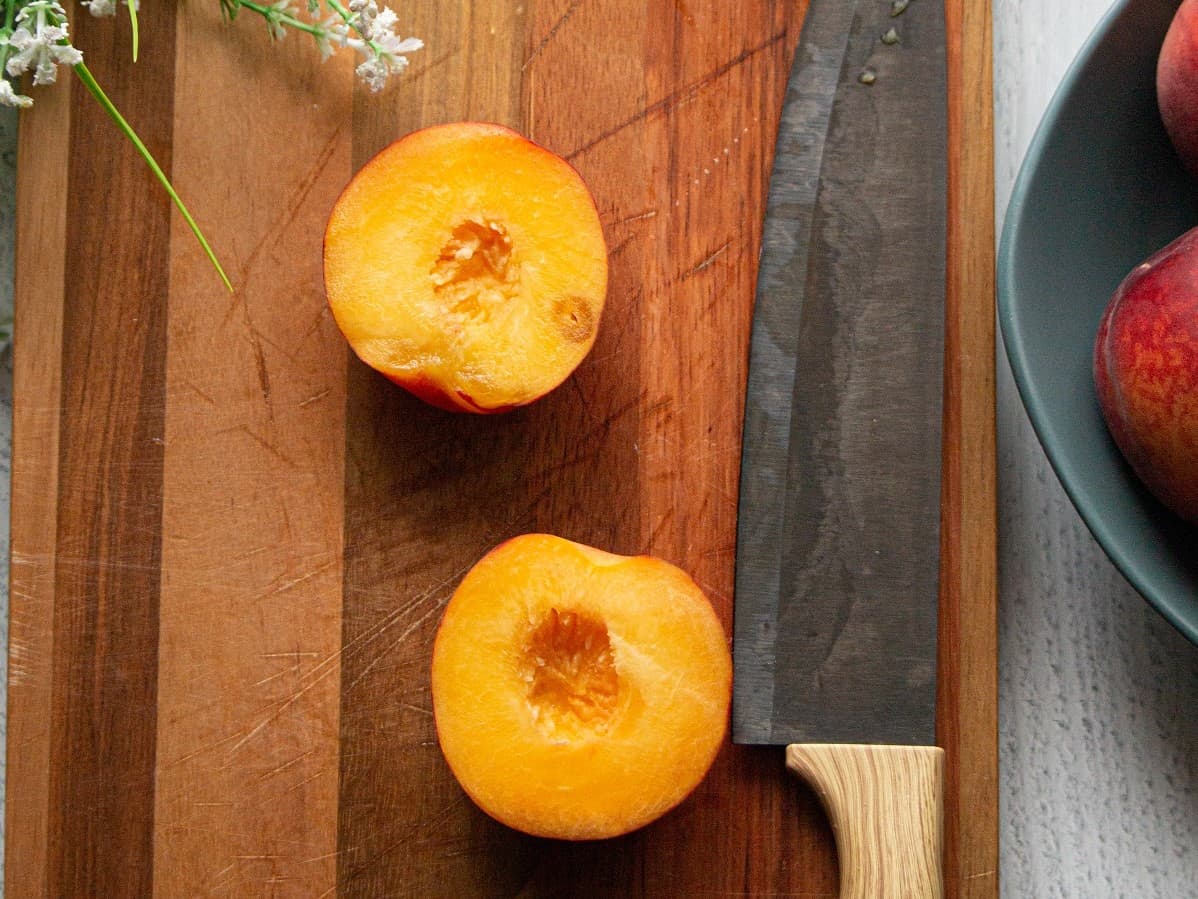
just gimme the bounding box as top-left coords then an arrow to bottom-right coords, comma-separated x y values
733,7 -> 948,888
734,0 -> 947,748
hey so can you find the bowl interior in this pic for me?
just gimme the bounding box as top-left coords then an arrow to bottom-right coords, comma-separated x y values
999,0 -> 1198,643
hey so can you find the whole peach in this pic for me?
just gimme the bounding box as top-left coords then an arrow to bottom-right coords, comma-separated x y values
1094,226 -> 1198,523
1158,0 -> 1198,176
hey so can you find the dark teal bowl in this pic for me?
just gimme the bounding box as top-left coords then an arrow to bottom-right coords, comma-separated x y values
998,0 -> 1198,644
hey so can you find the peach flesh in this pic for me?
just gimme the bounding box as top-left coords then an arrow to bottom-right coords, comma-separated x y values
430,534 -> 732,841
323,122 -> 608,413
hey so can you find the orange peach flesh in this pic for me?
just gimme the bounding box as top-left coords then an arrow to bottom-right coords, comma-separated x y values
323,123 -> 608,412
431,534 -> 732,840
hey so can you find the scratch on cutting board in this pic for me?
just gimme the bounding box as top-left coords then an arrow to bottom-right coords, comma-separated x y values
298,388 -> 331,408
285,769 -> 325,795
606,234 -> 636,261
251,666 -> 297,688
223,562 -> 470,759
255,749 -> 315,782
395,46 -> 460,89
203,861 -> 237,890
701,546 -> 737,572
214,423 -> 298,469
606,208 -> 658,228
522,0 -> 584,71
185,380 -> 218,407
681,239 -> 732,281
239,299 -> 274,416
158,820 -> 323,850
340,598 -> 443,694
280,502 -> 295,543
565,29 -> 787,161
209,124 -> 344,419
6,633 -> 38,688
231,545 -> 271,564
234,125 -> 343,290
645,507 -> 676,552
417,793 -> 468,831
301,305 -> 331,341
691,574 -> 729,606
164,731 -> 248,769
300,847 -> 356,864
251,557 -> 337,605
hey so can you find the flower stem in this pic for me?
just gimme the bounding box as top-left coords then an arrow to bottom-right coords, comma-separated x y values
325,0 -> 378,54
0,0 -> 18,80
72,61 -> 232,291
235,0 -> 325,38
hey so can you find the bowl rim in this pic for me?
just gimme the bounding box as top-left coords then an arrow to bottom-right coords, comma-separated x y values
997,0 -> 1198,645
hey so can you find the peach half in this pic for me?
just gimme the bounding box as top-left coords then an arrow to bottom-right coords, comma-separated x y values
431,534 -> 732,840
323,122 -> 608,413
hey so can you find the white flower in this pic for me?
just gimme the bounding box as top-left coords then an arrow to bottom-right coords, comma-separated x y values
83,0 -> 137,17
34,57 -> 58,85
265,0 -> 296,41
0,78 -> 33,108
376,33 -> 422,60
6,1 -> 83,85
371,6 -> 396,34
312,13 -> 351,59
355,56 -> 388,92
83,0 -> 117,16
342,0 -> 420,90
313,30 -> 334,60
17,0 -> 71,24
5,17 -> 83,82
347,0 -> 374,34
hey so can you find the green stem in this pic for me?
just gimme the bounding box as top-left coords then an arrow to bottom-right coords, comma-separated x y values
324,0 -> 353,25
72,62 -> 233,291
1,0 -> 18,80
325,0 -> 379,54
236,0 -> 326,37
128,0 -> 139,62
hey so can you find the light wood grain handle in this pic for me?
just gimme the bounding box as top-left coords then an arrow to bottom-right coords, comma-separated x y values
787,744 -> 945,899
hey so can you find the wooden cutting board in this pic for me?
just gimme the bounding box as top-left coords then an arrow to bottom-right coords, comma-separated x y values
6,1 -> 997,895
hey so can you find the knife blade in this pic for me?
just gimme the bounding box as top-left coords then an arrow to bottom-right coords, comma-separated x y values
734,0 -> 947,896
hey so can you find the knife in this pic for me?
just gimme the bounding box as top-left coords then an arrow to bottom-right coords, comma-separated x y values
734,1 -> 947,897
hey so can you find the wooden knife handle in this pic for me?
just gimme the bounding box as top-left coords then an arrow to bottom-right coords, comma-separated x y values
787,744 -> 945,899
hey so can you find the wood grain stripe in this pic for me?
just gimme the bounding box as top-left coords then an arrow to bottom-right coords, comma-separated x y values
621,4 -> 836,895
335,5 -> 548,895
938,1 -> 1000,897
5,43 -> 72,899
45,6 -> 176,894
150,6 -> 351,896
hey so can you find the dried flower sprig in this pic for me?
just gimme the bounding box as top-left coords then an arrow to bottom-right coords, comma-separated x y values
218,0 -> 422,91
0,0 -> 422,289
